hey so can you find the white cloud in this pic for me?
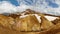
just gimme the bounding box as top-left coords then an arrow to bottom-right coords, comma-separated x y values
0,1 -> 17,13
17,5 -> 32,12
0,1 -> 33,13
17,0 -> 60,16
0,0 -> 60,16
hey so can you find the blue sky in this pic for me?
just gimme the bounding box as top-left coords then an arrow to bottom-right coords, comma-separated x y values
0,0 -> 60,16
8,0 -> 19,6
0,0 -> 59,8
0,0 -> 19,6
45,0 -> 59,8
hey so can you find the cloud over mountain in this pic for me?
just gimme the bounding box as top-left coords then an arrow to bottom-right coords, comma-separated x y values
0,0 -> 60,16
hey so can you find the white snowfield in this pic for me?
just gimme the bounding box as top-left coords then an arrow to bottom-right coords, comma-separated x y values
20,14 -> 58,23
